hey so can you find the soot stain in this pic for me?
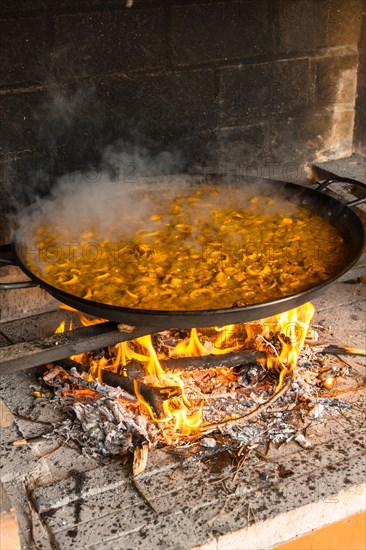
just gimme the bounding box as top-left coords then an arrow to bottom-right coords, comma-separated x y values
69,469 -> 86,535
67,528 -> 78,539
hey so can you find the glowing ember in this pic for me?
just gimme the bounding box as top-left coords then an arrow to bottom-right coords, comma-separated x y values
322,376 -> 335,389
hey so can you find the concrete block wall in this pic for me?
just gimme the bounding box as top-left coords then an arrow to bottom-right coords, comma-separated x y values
353,1 -> 366,156
0,0 -> 364,320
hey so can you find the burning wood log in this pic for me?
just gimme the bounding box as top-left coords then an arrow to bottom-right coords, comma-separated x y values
126,350 -> 266,375
56,349 -> 267,419
58,359 -> 180,418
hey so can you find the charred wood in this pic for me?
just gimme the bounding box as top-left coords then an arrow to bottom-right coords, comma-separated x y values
316,345 -> 366,357
58,358 -> 180,418
126,350 -> 266,374
236,362 -> 267,386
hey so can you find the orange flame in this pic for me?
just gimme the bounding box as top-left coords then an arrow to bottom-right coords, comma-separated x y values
60,303 -> 106,327
258,302 -> 315,390
173,328 -> 208,357
55,320 -> 67,333
172,326 -> 238,357
132,335 -> 202,435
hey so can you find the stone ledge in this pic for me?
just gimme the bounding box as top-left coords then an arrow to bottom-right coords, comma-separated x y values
197,484 -> 366,550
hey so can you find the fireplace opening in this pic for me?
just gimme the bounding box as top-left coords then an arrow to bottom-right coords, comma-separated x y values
1,1 -> 365,548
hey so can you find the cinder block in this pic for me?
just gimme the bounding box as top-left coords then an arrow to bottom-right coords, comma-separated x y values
262,108 -> 354,168
0,91 -> 47,157
0,84 -> 110,168
171,0 -> 273,66
99,70 -> 216,131
215,122 -> 314,183
0,17 -> 49,86
216,124 -> 271,182
0,283 -> 59,323
320,108 -> 355,158
316,55 -> 358,108
0,71 -> 217,172
278,0 -> 362,53
219,59 -> 313,125
28,418 -> 366,550
53,8 -> 166,78
0,153 -> 54,219
326,0 -> 363,47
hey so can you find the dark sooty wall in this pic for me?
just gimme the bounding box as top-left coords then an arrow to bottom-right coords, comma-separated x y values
0,0 -> 364,320
0,0 -> 363,214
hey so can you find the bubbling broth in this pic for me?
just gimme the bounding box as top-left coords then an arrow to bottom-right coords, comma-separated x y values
27,186 -> 347,310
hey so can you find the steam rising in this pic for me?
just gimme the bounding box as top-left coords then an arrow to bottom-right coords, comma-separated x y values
16,164 -> 299,253
14,82 -> 300,261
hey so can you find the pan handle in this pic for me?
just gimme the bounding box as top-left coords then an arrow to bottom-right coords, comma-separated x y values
316,177 -> 366,207
0,244 -> 38,290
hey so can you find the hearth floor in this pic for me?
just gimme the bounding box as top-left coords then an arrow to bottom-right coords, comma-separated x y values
0,282 -> 365,550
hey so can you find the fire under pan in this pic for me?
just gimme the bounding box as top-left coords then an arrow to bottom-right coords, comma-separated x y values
0,281 -> 365,550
